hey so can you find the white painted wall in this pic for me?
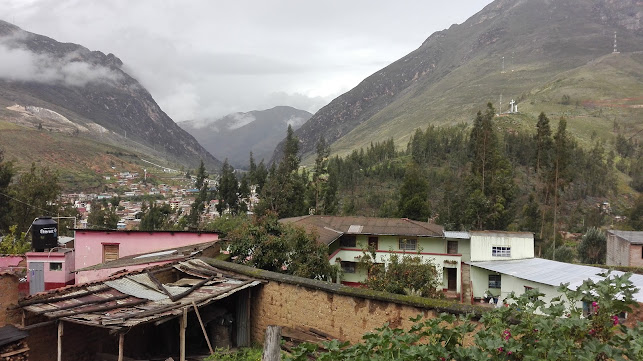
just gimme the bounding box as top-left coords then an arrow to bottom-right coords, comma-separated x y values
470,232 -> 534,261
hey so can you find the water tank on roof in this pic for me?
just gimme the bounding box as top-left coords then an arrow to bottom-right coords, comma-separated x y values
31,217 -> 58,251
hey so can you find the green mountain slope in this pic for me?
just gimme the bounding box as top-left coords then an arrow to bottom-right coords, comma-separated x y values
271,0 -> 643,163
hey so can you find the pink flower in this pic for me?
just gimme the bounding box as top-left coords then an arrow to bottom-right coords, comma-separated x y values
589,329 -> 596,336
498,347 -> 504,352
612,315 -> 619,325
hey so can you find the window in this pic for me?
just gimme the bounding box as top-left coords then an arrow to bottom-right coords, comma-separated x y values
340,235 -> 357,248
492,246 -> 511,257
103,244 -> 119,262
49,262 -> 62,271
341,261 -> 356,274
447,241 -> 458,254
399,238 -> 417,251
368,237 -> 379,250
488,274 -> 501,289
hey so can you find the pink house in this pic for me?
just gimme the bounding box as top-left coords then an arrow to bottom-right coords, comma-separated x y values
26,249 -> 75,294
74,230 -> 219,284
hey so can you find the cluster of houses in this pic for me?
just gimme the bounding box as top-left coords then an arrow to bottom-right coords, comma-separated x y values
0,215 -> 641,360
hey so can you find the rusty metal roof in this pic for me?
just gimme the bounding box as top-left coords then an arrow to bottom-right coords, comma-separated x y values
280,216 -> 444,245
20,259 -> 261,330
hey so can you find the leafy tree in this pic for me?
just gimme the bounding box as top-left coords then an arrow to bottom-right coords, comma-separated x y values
311,136 -> 332,214
0,149 -> 14,231
578,227 -> 607,264
397,165 -> 430,221
87,200 -> 119,229
360,252 -> 442,298
0,225 -> 30,254
10,163 -> 61,233
629,194 -> 643,230
227,212 -> 337,280
217,159 -> 239,215
238,174 -> 251,214
287,272 -> 642,361
139,202 -> 173,231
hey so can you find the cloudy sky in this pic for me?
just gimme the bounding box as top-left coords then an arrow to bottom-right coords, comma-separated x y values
0,0 -> 490,122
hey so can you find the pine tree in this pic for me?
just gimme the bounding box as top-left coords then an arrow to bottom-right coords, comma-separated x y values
217,159 -> 239,215
534,112 -> 553,173
578,227 -> 607,264
187,160 -> 208,228
0,149 -> 14,231
397,165 -> 430,221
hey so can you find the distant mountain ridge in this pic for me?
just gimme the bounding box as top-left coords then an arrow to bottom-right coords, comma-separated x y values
0,20 -> 222,170
180,106 -> 311,168
271,0 -> 643,163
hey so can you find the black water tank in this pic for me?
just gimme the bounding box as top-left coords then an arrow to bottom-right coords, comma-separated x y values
31,217 -> 58,251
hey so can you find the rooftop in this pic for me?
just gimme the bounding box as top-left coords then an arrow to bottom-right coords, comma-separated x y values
280,216 -> 444,245
608,230 -> 643,245
20,259 -> 261,331
467,258 -> 643,302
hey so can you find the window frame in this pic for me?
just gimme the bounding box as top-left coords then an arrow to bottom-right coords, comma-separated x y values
447,240 -> 458,254
49,262 -> 63,271
488,274 -> 501,289
103,244 -> 120,262
340,261 -> 356,274
492,246 -> 511,258
398,238 -> 417,251
340,235 -> 357,248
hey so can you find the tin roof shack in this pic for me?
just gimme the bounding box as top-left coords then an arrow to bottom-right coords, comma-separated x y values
19,259 -> 261,361
74,230 -> 220,284
75,241 -> 220,284
25,249 -> 75,295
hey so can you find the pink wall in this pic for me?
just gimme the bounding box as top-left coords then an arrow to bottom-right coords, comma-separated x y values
26,250 -> 75,285
76,260 -> 175,284
74,230 -> 219,281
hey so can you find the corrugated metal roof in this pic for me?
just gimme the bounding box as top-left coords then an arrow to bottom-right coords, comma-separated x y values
20,259 -> 261,330
608,230 -> 643,244
467,258 -> 643,302
444,231 -> 470,239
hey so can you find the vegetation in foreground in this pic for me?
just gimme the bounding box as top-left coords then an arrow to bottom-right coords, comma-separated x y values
285,273 -> 643,361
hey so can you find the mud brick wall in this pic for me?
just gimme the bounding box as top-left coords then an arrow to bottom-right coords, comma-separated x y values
250,280 -> 439,343
202,259 -> 483,345
25,320 -> 111,361
0,273 -> 20,327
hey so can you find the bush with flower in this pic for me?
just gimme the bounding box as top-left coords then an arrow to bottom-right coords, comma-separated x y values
285,272 -> 643,360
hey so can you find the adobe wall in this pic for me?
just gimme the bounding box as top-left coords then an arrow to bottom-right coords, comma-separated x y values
202,259 -> 483,345
0,273 -> 20,327
250,280 -> 440,343
628,244 -> 643,267
607,235 -> 631,266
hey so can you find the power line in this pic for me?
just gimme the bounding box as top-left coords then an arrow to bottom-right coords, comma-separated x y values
0,191 -> 54,215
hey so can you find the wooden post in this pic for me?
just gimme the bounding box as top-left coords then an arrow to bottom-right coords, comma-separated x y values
57,321 -> 63,361
180,307 -> 187,361
192,301 -> 214,355
118,333 -> 124,361
261,325 -> 282,361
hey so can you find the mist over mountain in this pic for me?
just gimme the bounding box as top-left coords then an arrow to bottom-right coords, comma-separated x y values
180,106 -> 311,169
271,0 -> 643,164
0,20 -> 222,170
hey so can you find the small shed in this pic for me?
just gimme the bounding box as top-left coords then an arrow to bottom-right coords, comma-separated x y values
19,259 -> 262,361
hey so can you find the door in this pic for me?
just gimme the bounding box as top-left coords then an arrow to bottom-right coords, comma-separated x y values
447,268 -> 457,291
29,262 -> 45,295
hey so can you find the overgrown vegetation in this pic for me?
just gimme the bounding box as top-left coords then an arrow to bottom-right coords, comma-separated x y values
285,272 -> 643,361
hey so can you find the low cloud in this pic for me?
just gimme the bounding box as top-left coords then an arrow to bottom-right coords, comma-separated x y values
0,35 -> 122,87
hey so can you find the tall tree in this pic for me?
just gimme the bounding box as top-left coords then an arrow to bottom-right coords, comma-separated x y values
217,159 -> 239,215
0,149 -> 14,231
10,163 -> 61,233
397,165 -> 430,221
551,118 -> 572,260
187,160 -> 208,228
312,137 -> 331,214
534,112 -> 553,173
